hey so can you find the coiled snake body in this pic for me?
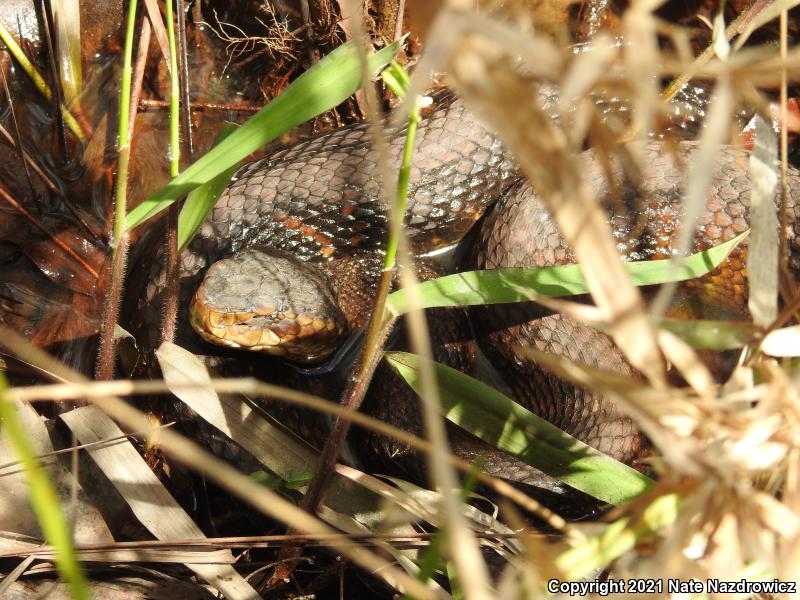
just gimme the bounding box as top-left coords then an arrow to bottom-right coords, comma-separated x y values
132,94 -> 800,510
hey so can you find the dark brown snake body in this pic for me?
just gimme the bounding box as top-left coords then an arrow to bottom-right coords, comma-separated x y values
131,96 -> 800,512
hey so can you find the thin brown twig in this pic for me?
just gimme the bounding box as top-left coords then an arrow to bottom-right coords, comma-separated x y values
0,421 -> 175,472
138,97 -> 261,112
393,0 -> 406,41
767,285 -> 800,332
295,280 -> 395,508
298,0 -> 320,65
161,0 -> 183,345
343,7 -> 495,597
0,60 -> 35,198
265,11 -> 395,590
40,0 -> 68,162
191,0 -> 201,28
0,182 -> 99,278
332,0 -> 368,114
127,15 -> 151,142
0,530 -> 535,559
294,4 -> 392,507
0,117 -> 100,240
142,0 -> 171,65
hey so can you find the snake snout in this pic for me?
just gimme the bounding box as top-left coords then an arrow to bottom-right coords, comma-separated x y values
189,247 -> 348,364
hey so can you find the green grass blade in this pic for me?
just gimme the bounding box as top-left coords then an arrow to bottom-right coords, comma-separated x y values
111,0 -> 138,248
386,230 -> 748,317
658,318 -> 758,350
0,374 -> 89,599
164,0 -> 180,179
555,492 -> 680,580
125,40 -> 401,231
0,18 -> 86,142
447,562 -> 464,600
385,352 -> 653,505
177,123 -> 239,251
563,317 -> 757,350
51,0 -> 83,103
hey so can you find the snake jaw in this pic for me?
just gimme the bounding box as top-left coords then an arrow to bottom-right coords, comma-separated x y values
188,294 -> 345,363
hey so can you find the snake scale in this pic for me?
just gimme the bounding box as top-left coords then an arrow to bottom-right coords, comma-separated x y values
129,92 -> 800,513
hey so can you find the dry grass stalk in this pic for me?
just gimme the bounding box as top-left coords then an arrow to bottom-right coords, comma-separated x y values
0,327 -> 441,599
59,406 -> 260,599
392,1 -> 800,591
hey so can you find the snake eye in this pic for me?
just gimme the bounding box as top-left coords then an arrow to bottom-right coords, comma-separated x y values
0,242 -> 23,267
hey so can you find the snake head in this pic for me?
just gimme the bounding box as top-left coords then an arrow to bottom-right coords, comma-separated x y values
189,247 -> 348,364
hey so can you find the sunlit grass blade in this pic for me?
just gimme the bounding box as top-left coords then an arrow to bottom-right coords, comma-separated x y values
555,492 -> 680,580
658,318 -> 758,350
112,0 -> 138,247
164,0 -> 179,179
0,374 -> 89,599
125,40 -> 401,231
385,230 -> 748,317
177,123 -> 238,251
0,18 -> 86,142
51,0 -> 83,104
570,316 -> 758,350
385,352 -> 653,505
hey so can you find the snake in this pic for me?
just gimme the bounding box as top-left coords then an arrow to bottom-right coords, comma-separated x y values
130,92 -> 800,513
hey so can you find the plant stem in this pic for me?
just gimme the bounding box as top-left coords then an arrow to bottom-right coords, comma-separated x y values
269,86 -> 424,597
162,0 -> 182,344
96,0 -> 139,380
113,0 -> 139,249
95,235 -> 129,381
298,103 -> 420,513
165,0 -> 180,179
384,98 -> 420,268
